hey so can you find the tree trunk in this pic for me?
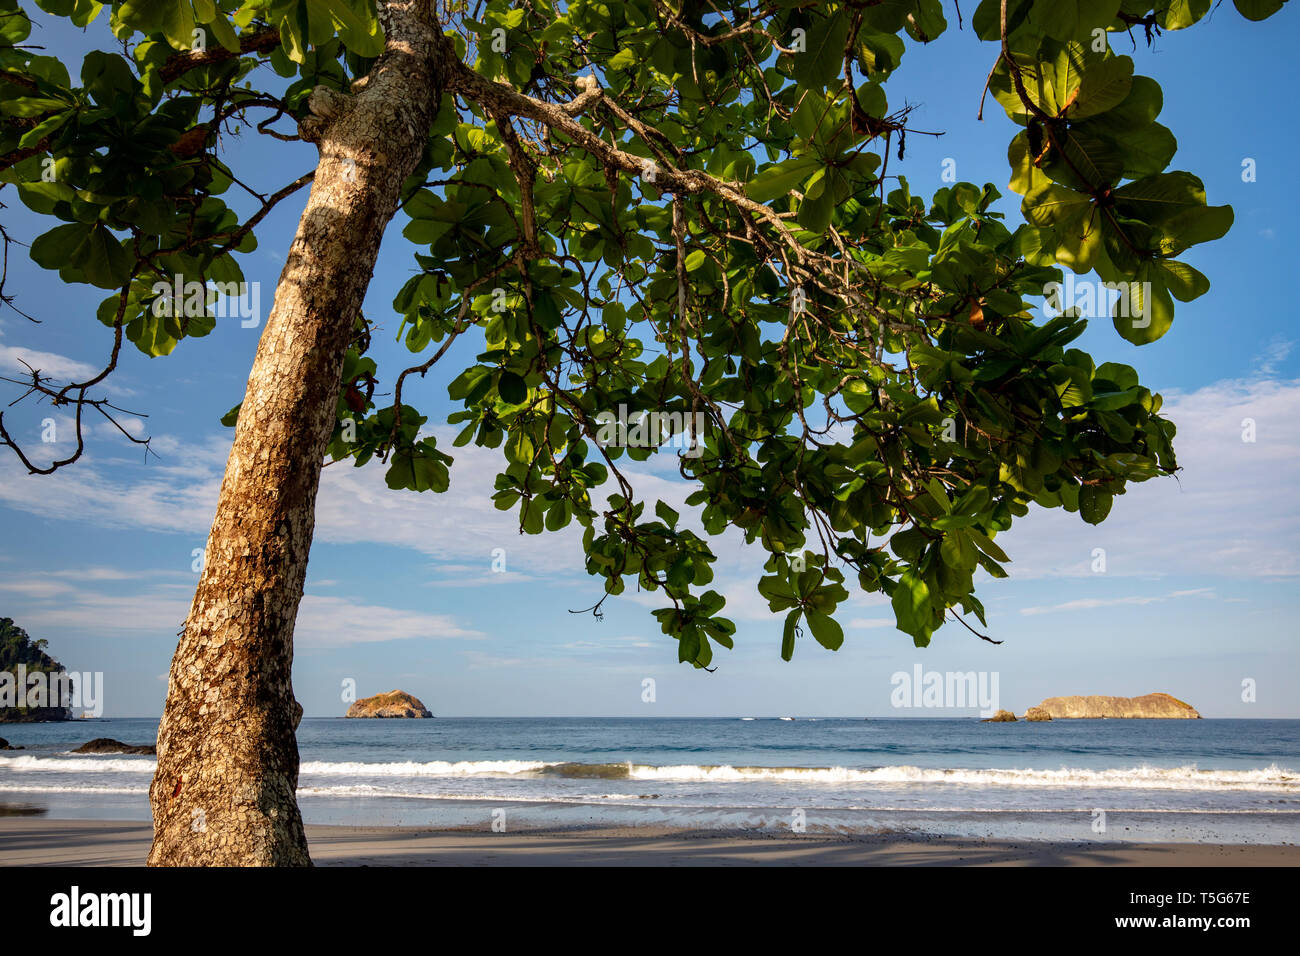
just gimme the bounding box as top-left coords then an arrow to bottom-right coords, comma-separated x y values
148,1 -> 448,866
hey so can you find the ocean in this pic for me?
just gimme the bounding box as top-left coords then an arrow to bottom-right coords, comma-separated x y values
1,717 -> 1297,843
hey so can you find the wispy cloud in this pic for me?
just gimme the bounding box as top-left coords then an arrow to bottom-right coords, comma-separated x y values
0,326 -> 135,398
0,343 -> 100,383
1019,587 -> 1216,617
294,595 -> 483,647
1255,339 -> 1293,377
0,569 -> 482,647
460,650 -> 555,669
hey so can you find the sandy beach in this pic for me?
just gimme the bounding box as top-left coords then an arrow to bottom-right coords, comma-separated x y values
1,817 -> 1295,866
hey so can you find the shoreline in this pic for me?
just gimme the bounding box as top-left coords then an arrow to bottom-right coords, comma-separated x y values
1,817 -> 1296,866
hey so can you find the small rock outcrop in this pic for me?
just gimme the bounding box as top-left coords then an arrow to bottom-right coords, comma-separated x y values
981,709 -> 1017,722
1032,693 -> 1200,719
345,690 -> 433,718
72,738 -> 156,755
0,737 -> 23,750
1024,707 -> 1053,721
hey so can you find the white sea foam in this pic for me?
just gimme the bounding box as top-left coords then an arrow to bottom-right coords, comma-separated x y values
3,754 -> 1295,793
0,783 -> 148,794
624,763 -> 1300,791
0,756 -> 555,776
0,755 -> 156,773
299,759 -> 557,777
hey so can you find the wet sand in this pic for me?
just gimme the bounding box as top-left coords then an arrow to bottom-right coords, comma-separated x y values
1,817 -> 1296,866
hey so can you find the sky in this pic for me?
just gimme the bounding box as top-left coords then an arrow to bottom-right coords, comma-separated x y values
0,6 -> 1297,719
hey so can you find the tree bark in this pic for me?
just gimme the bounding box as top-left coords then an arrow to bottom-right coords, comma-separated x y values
148,1 -> 449,866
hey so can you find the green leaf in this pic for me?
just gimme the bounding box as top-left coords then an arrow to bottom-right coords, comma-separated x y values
1079,485 -> 1113,524
81,50 -> 138,108
498,370 -> 527,405
1066,55 -> 1133,121
792,10 -> 850,89
1159,0 -> 1211,29
0,96 -> 70,117
781,609 -> 801,661
1029,0 -> 1122,42
316,0 -> 385,58
966,527 -> 1010,563
805,609 -> 844,651
1234,0 -> 1286,20
207,13 -> 239,52
940,531 -> 978,571
1112,265 -> 1174,344
18,110 -> 73,148
891,570 -> 931,640
798,187 -> 834,233
30,222 -> 132,289
17,179 -> 75,214
747,157 -> 820,203
1155,259 -> 1209,302
1022,182 -> 1103,272
114,0 -> 196,51
905,0 -> 947,42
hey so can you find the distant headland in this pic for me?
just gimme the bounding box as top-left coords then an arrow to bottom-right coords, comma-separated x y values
1,617 -> 72,723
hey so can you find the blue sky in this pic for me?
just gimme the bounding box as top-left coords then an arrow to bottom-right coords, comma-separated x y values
0,7 -> 1296,718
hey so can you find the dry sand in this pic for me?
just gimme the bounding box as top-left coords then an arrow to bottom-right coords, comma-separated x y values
0,817 -> 1296,866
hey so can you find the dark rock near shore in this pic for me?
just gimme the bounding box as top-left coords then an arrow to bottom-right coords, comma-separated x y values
0,737 -> 23,750
72,737 -> 156,755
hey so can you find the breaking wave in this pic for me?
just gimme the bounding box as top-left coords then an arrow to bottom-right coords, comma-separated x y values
3,754 -> 1296,793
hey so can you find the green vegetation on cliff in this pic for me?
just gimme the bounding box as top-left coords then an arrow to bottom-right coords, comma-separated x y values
0,616 -> 70,722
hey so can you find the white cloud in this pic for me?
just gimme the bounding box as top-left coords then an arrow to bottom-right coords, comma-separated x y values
0,434 -> 226,535
997,376 -> 1300,580
560,635 -> 657,651
0,581 -> 190,634
3,377 -> 1298,594
310,427 -> 592,575
0,570 -> 482,647
1018,587 -> 1215,617
293,595 -> 483,647
0,323 -> 136,398
0,343 -> 100,384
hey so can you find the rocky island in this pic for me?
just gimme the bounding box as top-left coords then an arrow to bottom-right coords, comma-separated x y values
981,710 -> 1017,722
1026,693 -> 1200,719
345,690 -> 433,718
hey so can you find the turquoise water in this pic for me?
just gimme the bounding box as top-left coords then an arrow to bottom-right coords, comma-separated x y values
1,717 -> 1296,843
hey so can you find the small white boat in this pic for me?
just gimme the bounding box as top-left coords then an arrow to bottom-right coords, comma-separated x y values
779,716 -> 794,721
740,717 -> 756,721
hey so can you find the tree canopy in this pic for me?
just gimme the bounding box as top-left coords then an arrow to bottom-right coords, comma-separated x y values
0,0 -> 1286,666
0,615 -> 60,672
